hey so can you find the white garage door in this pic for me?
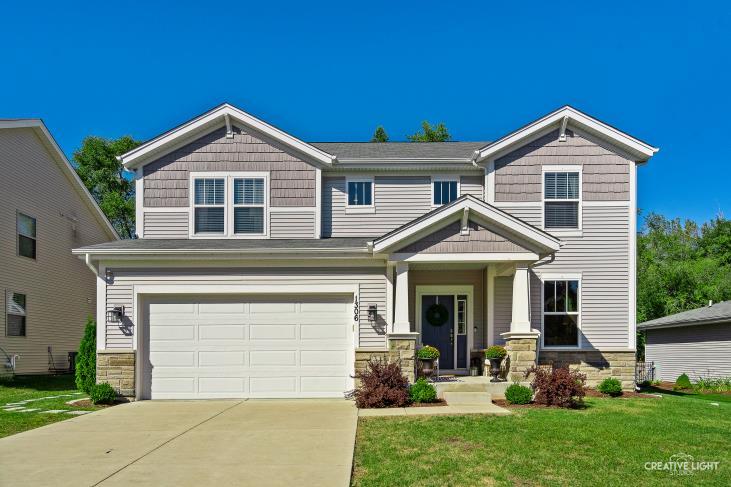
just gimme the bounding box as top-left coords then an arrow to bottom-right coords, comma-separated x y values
144,294 -> 354,399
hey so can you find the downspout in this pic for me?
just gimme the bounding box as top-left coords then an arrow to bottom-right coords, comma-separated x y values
84,253 -> 99,277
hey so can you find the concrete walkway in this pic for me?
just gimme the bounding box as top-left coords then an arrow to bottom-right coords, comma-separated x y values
0,399 -> 357,487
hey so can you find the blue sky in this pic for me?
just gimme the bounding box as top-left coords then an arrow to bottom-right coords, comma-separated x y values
2,1 -> 729,226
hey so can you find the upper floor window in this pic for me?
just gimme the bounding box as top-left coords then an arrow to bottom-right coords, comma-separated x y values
17,212 -> 37,259
6,291 -> 27,337
543,279 -> 579,347
432,178 -> 458,206
347,179 -> 373,206
544,171 -> 580,229
191,173 -> 267,237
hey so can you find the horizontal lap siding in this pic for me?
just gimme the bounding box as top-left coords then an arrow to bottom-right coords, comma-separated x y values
646,323 -> 731,381
143,212 -> 188,238
143,126 -> 316,208
460,175 -> 484,199
494,129 -> 631,202
270,211 -> 316,238
104,267 -> 386,349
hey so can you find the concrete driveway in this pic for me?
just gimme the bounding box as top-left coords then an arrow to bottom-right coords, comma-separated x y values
0,399 -> 357,487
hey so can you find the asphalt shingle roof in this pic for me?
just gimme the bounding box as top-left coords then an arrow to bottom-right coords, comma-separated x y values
637,300 -> 731,330
310,142 -> 489,160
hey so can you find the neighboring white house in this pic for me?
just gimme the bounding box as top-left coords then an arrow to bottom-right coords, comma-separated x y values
639,301 -> 731,382
73,103 -> 658,399
0,120 -> 118,375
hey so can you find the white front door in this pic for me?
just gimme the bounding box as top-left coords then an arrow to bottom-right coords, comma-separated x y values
143,294 -> 354,399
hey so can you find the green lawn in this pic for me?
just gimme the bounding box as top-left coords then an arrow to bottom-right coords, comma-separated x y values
352,394 -> 731,486
0,375 -> 103,439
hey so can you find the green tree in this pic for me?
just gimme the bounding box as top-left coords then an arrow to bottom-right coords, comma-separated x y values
407,121 -> 451,142
75,317 -> 96,393
74,135 -> 141,239
371,126 -> 389,142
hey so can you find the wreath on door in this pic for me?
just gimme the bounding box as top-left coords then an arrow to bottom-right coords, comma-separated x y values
426,303 -> 449,327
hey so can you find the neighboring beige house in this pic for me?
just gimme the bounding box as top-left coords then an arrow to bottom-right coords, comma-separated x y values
74,103 -> 658,398
0,120 -> 118,375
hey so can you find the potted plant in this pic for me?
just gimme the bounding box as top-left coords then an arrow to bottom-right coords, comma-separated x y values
416,345 -> 440,378
484,345 -> 507,383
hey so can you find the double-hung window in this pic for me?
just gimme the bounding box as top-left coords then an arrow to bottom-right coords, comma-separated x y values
193,178 -> 225,234
543,279 -> 580,347
233,178 -> 265,234
6,291 -> 26,337
17,212 -> 36,259
544,171 -> 580,229
432,178 -> 458,206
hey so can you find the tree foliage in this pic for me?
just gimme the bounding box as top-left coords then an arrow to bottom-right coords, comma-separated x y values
371,126 -> 389,142
75,317 -> 96,394
637,213 -> 731,356
74,135 -> 141,239
407,121 -> 451,142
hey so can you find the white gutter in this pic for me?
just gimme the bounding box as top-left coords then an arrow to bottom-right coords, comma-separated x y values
84,253 -> 98,276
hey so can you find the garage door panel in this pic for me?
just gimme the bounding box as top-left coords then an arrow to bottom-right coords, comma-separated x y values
151,351 -> 196,367
300,324 -> 348,340
198,351 -> 247,367
149,302 -> 196,314
300,301 -> 351,313
250,324 -> 297,340
150,325 -> 195,341
198,324 -> 247,340
250,301 -> 297,313
154,377 -> 196,394
300,350 -> 347,366
198,377 -> 247,394
198,302 -> 246,314
249,350 -> 298,367
250,376 -> 297,394
301,376 -> 348,393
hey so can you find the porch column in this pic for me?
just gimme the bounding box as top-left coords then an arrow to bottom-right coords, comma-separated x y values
509,264 -> 531,333
392,261 -> 410,333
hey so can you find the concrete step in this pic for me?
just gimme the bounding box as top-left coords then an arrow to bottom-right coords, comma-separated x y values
443,392 -> 492,406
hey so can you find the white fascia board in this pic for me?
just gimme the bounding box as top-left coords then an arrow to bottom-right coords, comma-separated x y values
0,119 -> 120,241
373,196 -> 561,253
389,252 -> 540,262
474,106 -> 659,164
119,103 -> 336,169
73,248 -> 373,258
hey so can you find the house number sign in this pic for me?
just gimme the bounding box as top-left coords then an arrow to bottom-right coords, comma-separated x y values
354,296 -> 359,322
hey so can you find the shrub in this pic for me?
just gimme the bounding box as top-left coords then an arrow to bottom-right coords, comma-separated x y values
485,345 -> 507,359
416,345 -> 440,360
409,378 -> 437,403
505,383 -> 532,404
597,377 -> 623,397
90,382 -> 117,404
354,358 -> 410,408
693,376 -> 731,393
673,373 -> 692,391
527,366 -> 586,408
75,316 -> 96,393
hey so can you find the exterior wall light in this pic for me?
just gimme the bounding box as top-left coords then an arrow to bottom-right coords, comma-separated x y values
368,304 -> 378,323
106,306 -> 124,323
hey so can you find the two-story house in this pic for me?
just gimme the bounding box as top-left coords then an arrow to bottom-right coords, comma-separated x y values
1,119 -> 118,375
74,104 -> 657,399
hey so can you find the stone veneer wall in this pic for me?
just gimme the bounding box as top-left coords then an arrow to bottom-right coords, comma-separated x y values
97,350 -> 135,397
355,338 -> 416,383
504,338 -> 539,382
538,350 -> 636,390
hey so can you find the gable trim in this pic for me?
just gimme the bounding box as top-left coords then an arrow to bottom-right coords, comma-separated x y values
473,106 -> 659,164
119,103 -> 336,170
372,195 -> 561,253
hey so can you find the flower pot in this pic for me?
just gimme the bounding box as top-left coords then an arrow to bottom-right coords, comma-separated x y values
419,358 -> 435,378
487,357 -> 504,383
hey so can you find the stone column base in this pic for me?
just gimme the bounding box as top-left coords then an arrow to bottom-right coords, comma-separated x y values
354,333 -> 417,384
97,350 -> 135,398
502,332 -> 539,382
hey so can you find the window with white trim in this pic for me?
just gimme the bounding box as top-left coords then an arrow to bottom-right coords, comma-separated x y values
457,295 -> 467,335
347,179 -> 373,206
233,178 -> 265,234
6,291 -> 26,337
433,179 -> 458,205
544,172 -> 579,229
193,178 -> 225,234
17,212 -> 36,259
543,280 -> 579,347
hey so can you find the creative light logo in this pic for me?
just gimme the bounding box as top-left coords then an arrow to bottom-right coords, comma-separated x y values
645,453 -> 720,476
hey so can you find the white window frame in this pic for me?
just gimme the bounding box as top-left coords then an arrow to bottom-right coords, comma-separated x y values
345,176 -> 375,214
539,273 -> 582,349
16,211 -> 37,260
188,172 -> 270,239
431,175 -> 460,208
541,165 -> 582,234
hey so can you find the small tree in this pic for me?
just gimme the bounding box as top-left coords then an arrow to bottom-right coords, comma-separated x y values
371,126 -> 389,142
407,121 -> 451,142
75,316 -> 96,393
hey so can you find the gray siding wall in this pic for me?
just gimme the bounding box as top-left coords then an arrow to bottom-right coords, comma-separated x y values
398,220 -> 530,254
493,276 -> 513,345
494,129 -> 631,202
646,323 -> 731,382
0,128 -> 112,374
103,266 -> 387,349
323,174 -> 484,237
270,210 -> 316,239
143,125 -> 316,208
143,212 -> 189,239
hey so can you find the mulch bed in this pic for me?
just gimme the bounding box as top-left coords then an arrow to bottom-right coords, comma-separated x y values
67,399 -> 122,409
493,388 -> 659,409
409,399 -> 447,408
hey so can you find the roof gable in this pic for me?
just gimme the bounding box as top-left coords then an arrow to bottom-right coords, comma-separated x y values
394,219 -> 533,254
119,103 -> 336,170
474,106 -> 659,164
